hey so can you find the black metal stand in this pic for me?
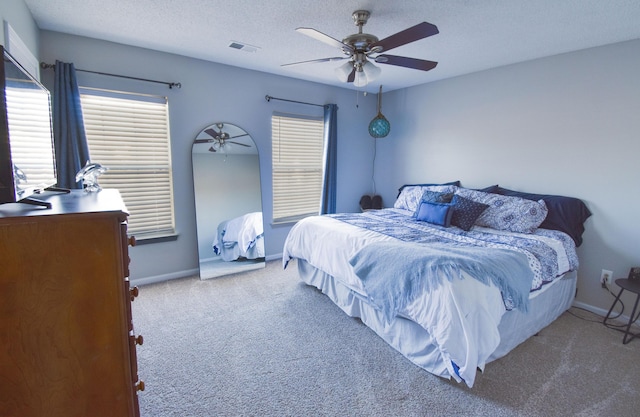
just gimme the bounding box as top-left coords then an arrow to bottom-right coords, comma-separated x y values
603,278 -> 640,344
18,197 -> 52,209
44,186 -> 71,194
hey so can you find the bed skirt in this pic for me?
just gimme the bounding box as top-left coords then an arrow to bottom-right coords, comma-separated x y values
296,259 -> 577,381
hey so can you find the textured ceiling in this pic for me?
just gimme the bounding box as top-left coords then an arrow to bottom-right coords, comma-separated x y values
23,0 -> 640,93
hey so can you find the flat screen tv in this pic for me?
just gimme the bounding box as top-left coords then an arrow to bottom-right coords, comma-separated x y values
0,45 -> 57,207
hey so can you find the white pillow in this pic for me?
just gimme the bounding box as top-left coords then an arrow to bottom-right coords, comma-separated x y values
394,185 -> 458,213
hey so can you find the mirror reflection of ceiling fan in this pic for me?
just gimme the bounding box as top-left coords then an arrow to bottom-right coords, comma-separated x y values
194,123 -> 251,152
282,10 -> 439,87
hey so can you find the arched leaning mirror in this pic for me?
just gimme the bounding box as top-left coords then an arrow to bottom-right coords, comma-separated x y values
192,122 -> 265,280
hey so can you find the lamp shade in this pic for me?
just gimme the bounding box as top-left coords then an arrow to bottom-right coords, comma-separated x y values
334,61 -> 353,82
353,70 -> 367,87
361,61 -> 381,82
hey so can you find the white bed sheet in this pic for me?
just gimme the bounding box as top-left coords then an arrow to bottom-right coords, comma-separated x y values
297,259 -> 576,385
213,212 -> 265,261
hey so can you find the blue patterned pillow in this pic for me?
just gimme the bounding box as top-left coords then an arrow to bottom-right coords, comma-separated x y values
397,181 -> 461,197
488,186 -> 591,246
394,184 -> 458,213
456,188 -> 548,234
450,194 -> 489,231
416,201 -> 453,227
420,190 -> 454,204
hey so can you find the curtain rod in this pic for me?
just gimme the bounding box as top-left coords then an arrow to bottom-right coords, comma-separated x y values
40,62 -> 181,89
265,95 -> 324,108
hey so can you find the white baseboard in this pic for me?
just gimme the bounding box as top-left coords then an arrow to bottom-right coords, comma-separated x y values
131,268 -> 199,287
130,253 -> 283,286
572,300 -> 634,325
266,252 -> 282,262
572,300 -> 608,316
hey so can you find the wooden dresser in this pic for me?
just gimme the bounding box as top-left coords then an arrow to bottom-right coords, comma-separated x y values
0,189 -> 143,417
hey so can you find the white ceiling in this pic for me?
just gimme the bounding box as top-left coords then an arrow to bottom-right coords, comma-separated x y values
23,0 -> 640,93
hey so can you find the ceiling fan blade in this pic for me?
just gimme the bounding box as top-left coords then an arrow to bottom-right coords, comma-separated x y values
375,54 -> 438,71
346,67 -> 356,83
296,27 -> 354,54
282,57 -> 346,67
194,138 -> 213,144
204,128 -> 219,139
229,133 -> 249,139
228,141 -> 251,147
372,22 -> 439,53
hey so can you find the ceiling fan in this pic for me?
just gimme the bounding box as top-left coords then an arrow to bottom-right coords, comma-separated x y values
283,10 -> 439,87
194,123 -> 251,152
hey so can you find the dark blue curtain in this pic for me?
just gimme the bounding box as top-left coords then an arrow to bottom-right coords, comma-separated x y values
53,61 -> 89,189
320,104 -> 338,214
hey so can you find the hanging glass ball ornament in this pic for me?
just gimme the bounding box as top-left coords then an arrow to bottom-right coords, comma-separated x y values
368,85 -> 390,138
368,114 -> 390,138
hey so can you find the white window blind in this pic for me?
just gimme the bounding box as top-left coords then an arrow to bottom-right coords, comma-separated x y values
271,112 -> 324,223
80,88 -> 175,239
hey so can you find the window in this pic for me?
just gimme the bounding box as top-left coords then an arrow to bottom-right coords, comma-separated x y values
80,87 -> 175,239
271,112 -> 324,224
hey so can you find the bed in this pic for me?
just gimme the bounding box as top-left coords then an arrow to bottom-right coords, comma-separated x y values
282,183 -> 591,387
212,211 -> 265,261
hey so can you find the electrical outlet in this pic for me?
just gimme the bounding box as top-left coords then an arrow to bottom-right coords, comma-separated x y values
601,269 -> 613,288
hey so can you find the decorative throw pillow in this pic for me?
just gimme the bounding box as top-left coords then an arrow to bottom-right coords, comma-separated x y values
396,180 -> 461,197
455,188 -> 548,234
487,186 -> 592,246
416,201 -> 453,227
450,194 -> 489,231
420,190 -> 454,204
394,184 -> 459,213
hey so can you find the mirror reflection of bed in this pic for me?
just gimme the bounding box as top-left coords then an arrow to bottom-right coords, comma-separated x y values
192,122 -> 265,279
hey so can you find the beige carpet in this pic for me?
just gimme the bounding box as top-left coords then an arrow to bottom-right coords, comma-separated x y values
132,260 -> 640,416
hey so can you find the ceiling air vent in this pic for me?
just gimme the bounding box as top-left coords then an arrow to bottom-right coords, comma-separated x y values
228,41 -> 260,53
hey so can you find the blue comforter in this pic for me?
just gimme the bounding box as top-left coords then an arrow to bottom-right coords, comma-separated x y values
331,210 -> 578,293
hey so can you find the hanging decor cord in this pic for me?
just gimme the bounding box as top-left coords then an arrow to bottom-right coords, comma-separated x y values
40,62 -> 181,89
265,95 -> 325,108
372,138 -> 377,195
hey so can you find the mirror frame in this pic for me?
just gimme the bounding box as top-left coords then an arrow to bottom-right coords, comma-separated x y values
192,122 -> 265,279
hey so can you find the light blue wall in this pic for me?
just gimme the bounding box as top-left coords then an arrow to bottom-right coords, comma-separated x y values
377,39 -> 640,313
37,31 -> 377,283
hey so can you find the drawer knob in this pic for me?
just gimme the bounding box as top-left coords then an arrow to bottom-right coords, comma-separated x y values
130,286 -> 139,301
136,380 -> 145,392
128,236 -> 137,247
134,334 -> 144,345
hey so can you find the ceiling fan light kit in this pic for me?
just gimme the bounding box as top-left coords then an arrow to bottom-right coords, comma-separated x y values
285,10 -> 438,87
356,61 -> 382,87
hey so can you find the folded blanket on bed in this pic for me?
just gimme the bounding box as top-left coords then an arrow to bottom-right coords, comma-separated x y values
349,240 -> 533,323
